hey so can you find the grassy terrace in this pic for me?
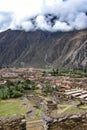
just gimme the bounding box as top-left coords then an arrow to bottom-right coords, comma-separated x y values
65,106 -> 84,113
0,98 -> 26,117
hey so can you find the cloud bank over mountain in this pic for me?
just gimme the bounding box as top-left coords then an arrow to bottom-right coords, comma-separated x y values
0,0 -> 87,32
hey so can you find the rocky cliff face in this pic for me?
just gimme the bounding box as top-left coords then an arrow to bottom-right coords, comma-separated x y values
0,29 -> 87,69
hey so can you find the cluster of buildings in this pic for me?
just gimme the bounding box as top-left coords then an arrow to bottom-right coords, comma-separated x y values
65,89 -> 87,102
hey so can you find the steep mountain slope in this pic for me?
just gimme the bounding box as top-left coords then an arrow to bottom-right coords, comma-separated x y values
0,29 -> 87,69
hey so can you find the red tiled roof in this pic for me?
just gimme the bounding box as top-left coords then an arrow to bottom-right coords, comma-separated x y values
61,85 -> 71,89
0,82 -> 5,85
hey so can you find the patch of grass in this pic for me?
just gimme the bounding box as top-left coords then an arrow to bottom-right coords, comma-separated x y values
0,98 -> 26,117
65,106 -> 83,113
33,109 -> 42,120
59,105 -> 68,109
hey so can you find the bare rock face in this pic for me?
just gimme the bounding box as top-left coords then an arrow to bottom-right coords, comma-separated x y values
0,29 -> 87,69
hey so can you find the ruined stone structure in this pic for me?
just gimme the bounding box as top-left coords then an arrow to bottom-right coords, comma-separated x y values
47,113 -> 87,130
52,91 -> 69,104
26,120 -> 44,130
1,113 -> 87,130
46,101 -> 57,110
26,95 -> 43,108
0,115 -> 26,130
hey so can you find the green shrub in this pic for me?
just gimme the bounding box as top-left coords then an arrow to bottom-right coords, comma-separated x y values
11,90 -> 23,98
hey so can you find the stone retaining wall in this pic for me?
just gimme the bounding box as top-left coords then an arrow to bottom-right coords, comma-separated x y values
26,95 -> 43,108
0,115 -> 26,130
47,113 -> 87,130
52,92 -> 69,104
26,120 -> 44,130
1,113 -> 87,130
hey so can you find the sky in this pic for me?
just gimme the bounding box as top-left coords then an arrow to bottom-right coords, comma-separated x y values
0,0 -> 87,32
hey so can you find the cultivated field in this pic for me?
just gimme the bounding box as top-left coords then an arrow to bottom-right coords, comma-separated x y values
0,98 -> 26,117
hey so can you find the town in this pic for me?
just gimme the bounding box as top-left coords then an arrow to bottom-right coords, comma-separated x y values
0,67 -> 87,130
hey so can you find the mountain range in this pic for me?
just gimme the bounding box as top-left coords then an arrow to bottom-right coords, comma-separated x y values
0,29 -> 87,69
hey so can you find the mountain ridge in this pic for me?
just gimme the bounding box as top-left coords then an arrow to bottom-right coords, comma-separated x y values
0,29 -> 87,69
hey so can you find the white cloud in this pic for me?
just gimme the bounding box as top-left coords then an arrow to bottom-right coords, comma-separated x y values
21,21 -> 34,31
53,21 -> 73,32
74,13 -> 87,30
36,15 -> 51,31
0,0 -> 87,32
